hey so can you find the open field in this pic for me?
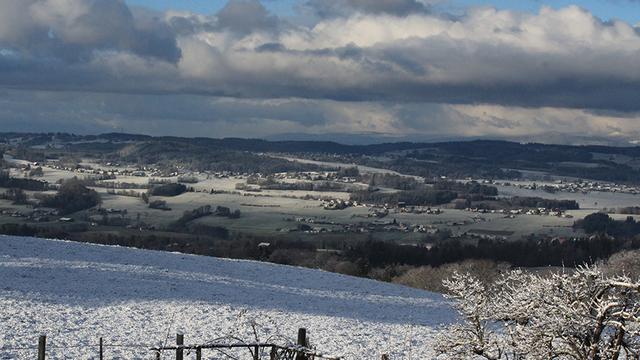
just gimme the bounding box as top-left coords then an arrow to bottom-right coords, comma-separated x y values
0,235 -> 454,359
3,135 -> 640,250
275,155 -> 411,177
0,153 -> 625,241
495,184 -> 640,210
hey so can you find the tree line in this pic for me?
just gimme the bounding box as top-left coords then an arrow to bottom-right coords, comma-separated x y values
345,234 -> 639,270
0,171 -> 47,191
350,188 -> 458,206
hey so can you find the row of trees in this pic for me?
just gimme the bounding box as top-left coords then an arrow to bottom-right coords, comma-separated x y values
0,188 -> 28,204
169,205 -> 215,231
168,205 -> 241,231
258,180 -> 351,192
349,180 -> 502,207
345,234 -> 640,269
0,170 -> 47,191
619,206 -> 640,215
507,196 -> 580,210
350,188 -> 458,206
360,173 -> 421,190
432,180 -> 498,196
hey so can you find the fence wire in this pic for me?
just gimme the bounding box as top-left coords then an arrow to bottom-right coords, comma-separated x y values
0,334 -> 342,360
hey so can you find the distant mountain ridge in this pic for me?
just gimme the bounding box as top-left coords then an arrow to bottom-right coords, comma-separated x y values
3,132 -> 639,157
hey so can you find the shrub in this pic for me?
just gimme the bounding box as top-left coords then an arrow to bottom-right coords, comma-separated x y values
215,206 -> 241,219
604,249 -> 640,280
332,261 -> 362,276
394,259 -> 507,293
148,183 -> 187,197
148,200 -> 171,211
215,206 -> 231,217
29,166 -> 44,177
168,205 -> 212,231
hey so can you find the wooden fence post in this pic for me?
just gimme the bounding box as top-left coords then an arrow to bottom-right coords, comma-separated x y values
155,349 -> 161,360
196,347 -> 202,360
270,346 -> 277,360
381,354 -> 390,360
295,328 -> 307,360
99,337 -> 103,360
297,328 -> 306,347
37,335 -> 46,360
254,345 -> 259,360
176,333 -> 184,360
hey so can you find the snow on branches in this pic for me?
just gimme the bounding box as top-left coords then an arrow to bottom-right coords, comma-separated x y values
436,267 -> 640,359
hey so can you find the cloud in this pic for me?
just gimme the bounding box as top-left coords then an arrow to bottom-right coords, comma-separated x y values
0,0 -> 180,64
3,88 -> 639,145
216,0 -> 280,35
1,0 -> 640,141
162,5 -> 640,111
302,0 -> 432,18
1,2 -> 639,111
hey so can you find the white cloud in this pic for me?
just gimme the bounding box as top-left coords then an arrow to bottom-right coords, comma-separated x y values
0,2 -> 639,107
0,0 -> 640,140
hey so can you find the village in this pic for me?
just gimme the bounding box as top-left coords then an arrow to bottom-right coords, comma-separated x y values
280,214 -> 442,235
464,207 -> 574,219
3,145 -> 640,246
488,179 -> 640,195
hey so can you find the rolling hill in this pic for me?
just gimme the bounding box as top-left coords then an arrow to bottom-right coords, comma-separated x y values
0,236 -> 454,359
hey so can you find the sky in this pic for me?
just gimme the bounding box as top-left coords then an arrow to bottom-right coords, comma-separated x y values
1,0 -> 640,145
124,0 -> 640,24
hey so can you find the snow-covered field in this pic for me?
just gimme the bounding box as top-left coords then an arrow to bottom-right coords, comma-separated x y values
0,236 -> 454,359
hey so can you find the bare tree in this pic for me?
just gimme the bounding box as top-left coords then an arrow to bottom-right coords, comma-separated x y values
436,267 -> 640,359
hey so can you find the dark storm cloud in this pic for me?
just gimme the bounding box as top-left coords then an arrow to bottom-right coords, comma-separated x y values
0,90 -> 348,137
5,88 -> 640,145
216,0 -> 280,35
164,0 -> 281,38
302,0 -> 431,17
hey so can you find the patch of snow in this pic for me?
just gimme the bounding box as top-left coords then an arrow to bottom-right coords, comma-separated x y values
0,236 -> 454,359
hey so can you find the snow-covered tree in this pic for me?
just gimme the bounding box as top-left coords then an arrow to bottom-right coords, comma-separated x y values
436,267 -> 640,359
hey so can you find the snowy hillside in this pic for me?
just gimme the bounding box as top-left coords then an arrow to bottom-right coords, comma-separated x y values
0,236 -> 454,359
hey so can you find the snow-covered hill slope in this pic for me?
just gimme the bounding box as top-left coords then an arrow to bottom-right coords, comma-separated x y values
0,236 -> 454,359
